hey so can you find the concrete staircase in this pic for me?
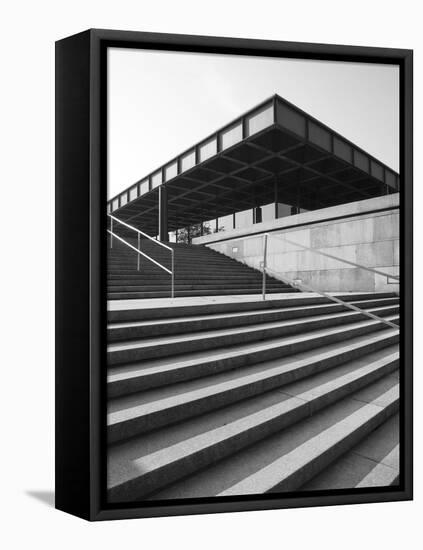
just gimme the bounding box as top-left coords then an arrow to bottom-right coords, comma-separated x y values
107,240 -> 295,299
107,292 -> 400,502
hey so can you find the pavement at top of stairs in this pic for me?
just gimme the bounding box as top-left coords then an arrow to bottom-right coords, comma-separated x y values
107,291 -> 385,312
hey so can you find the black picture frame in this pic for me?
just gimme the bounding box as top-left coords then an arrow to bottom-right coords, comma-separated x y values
55,28 -> 413,521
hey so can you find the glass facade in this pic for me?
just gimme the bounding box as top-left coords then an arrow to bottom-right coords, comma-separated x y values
218,214 -> 234,232
235,208 -> 253,229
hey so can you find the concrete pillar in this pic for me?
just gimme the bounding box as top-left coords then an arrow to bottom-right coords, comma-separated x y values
158,186 -> 169,242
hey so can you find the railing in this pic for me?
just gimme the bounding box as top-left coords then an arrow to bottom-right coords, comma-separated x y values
259,232 -> 399,330
108,214 -> 175,299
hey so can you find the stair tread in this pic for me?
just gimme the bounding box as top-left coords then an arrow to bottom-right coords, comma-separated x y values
108,319 -> 398,382
108,371 -> 399,499
301,413 -> 399,490
107,292 -> 397,322
108,298 -> 399,331
108,345 -> 398,425
106,242 -> 401,500
148,376 -> 399,500
107,305 -> 398,353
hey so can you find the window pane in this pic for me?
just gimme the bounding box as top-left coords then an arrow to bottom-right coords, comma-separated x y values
246,104 -> 273,136
181,149 -> 196,172
202,220 -> 214,235
221,122 -> 243,150
262,203 -> 275,222
112,198 -> 119,211
235,208 -> 253,229
218,214 -> 234,232
199,138 -> 217,162
276,202 -> 295,218
120,193 -> 127,206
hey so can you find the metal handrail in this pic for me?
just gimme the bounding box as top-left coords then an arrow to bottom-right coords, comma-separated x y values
264,265 -> 399,330
108,214 -> 174,299
256,231 -> 399,329
223,231 -> 398,327
108,214 -> 173,252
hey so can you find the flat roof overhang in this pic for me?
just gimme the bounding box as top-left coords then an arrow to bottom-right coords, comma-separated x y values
108,94 -> 399,236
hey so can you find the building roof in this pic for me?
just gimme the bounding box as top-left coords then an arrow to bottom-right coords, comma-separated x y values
108,94 -> 399,235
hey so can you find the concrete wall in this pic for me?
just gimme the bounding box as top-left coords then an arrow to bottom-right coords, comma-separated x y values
193,195 -> 399,293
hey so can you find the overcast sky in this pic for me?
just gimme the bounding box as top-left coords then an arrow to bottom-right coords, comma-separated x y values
108,48 -> 399,199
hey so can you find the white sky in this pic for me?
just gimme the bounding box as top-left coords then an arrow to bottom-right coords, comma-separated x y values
108,48 -> 399,199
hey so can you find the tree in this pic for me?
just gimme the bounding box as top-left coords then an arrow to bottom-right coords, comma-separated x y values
176,222 -> 215,244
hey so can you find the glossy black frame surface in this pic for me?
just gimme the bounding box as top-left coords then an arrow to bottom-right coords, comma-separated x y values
55,28 -> 413,521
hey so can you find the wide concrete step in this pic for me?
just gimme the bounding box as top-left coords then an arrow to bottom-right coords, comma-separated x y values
107,280 -> 285,287
108,280 -> 270,289
107,293 -> 397,323
107,298 -> 399,342
107,363 -> 399,500
108,252 -> 226,259
144,374 -> 399,500
107,288 -> 296,299
107,264 -> 255,272
108,344 -> 398,441
108,254 -> 247,262
107,266 -> 266,275
301,412 -> 399,490
107,283 -> 287,293
107,274 -> 269,283
108,273 -> 276,282
107,306 -> 399,365
108,319 -> 398,396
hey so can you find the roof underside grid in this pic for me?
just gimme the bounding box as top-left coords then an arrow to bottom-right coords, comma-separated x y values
109,96 -> 398,236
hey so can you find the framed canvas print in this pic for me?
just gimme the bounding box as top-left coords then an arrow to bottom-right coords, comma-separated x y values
55,29 -> 413,521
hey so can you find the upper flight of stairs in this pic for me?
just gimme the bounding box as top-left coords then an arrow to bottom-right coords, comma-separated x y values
107,240 -> 295,299
107,291 -> 400,502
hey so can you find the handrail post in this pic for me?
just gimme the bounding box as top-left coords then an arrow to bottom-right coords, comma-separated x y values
137,233 -> 140,271
110,218 -> 113,248
171,249 -> 175,299
262,233 -> 268,300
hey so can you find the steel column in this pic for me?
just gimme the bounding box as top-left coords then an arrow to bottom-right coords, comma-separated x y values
158,185 -> 169,242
